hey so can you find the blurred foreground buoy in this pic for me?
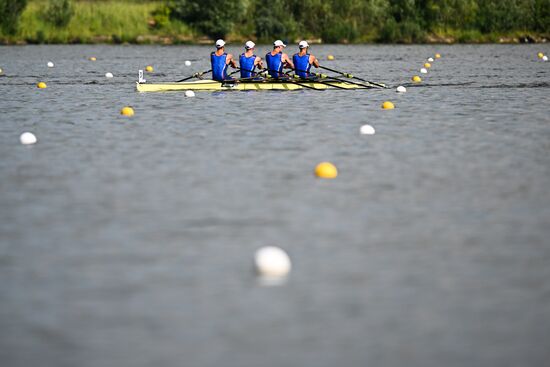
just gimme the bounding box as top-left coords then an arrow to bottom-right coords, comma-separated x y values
120,106 -> 134,116
360,124 -> 375,135
428,57 -> 434,62
184,60 -> 192,66
89,56 -> 97,61
412,75 -> 422,83
315,162 -> 338,179
327,55 -> 335,61
396,85 -> 407,93
105,72 -> 114,78
20,132 -> 37,145
382,101 -> 395,110
37,82 -> 47,89
435,53 -> 441,59
537,52 -> 544,59
420,68 -> 428,74
543,55 -> 548,62
145,65 -> 154,72
254,246 -> 291,279
47,61 -> 54,68
184,90 -> 195,97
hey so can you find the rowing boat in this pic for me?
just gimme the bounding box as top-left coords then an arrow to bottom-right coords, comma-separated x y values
136,79 -> 367,92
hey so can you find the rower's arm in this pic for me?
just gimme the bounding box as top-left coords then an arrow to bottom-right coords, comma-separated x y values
311,55 -> 320,68
283,54 -> 294,69
255,56 -> 263,69
227,54 -> 238,68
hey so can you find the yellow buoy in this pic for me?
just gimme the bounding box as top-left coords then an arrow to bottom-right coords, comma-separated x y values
37,82 -> 47,89
120,106 -> 134,116
424,62 -> 431,68
315,162 -> 338,179
145,65 -> 154,72
435,53 -> 441,59
89,56 -> 97,61
412,75 -> 422,83
537,52 -> 544,59
327,55 -> 335,61
382,101 -> 395,110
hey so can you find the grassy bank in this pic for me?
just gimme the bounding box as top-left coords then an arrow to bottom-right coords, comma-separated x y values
1,0 -> 548,45
1,0 -> 194,44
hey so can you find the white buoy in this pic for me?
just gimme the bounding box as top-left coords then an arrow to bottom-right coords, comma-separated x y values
184,90 -> 195,97
184,60 -> 192,66
396,85 -> 407,93
47,61 -> 54,68
427,57 -> 434,62
360,124 -> 375,135
420,68 -> 428,74
543,56 -> 549,61
254,246 -> 291,279
20,132 -> 37,145
105,72 -> 114,78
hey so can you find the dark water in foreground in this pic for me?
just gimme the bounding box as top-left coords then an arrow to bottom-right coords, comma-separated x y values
1,45 -> 549,367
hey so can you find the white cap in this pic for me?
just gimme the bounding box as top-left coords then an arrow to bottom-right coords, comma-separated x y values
245,41 -> 255,49
273,40 -> 286,47
299,40 -> 309,49
215,39 -> 225,48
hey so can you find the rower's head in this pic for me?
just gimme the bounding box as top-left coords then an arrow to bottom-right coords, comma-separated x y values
215,39 -> 226,50
273,40 -> 286,52
298,40 -> 309,52
245,40 -> 255,51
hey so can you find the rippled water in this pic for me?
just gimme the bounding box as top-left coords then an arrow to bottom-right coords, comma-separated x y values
1,45 -> 549,367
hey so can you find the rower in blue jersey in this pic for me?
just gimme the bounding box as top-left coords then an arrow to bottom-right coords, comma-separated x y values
265,40 -> 294,78
211,39 -> 237,82
239,41 -> 264,78
292,40 -> 320,79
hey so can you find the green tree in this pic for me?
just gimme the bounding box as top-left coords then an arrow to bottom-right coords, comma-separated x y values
0,0 -> 28,34
169,0 -> 243,39
45,0 -> 74,28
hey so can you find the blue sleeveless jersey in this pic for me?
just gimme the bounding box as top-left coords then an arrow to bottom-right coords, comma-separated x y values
211,52 -> 228,81
239,54 -> 256,78
293,53 -> 311,78
266,52 -> 283,78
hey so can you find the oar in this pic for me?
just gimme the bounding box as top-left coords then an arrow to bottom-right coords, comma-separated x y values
176,69 -> 211,82
319,65 -> 387,88
292,68 -> 375,89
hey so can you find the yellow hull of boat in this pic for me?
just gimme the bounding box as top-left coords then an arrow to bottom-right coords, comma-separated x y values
136,80 -> 365,92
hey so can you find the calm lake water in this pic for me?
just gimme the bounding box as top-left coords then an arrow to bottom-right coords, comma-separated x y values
1,44 -> 549,367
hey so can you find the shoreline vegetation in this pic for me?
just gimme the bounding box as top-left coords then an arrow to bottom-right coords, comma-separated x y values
0,0 -> 548,45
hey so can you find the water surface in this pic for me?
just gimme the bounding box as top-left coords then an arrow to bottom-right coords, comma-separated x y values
1,45 -> 549,367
